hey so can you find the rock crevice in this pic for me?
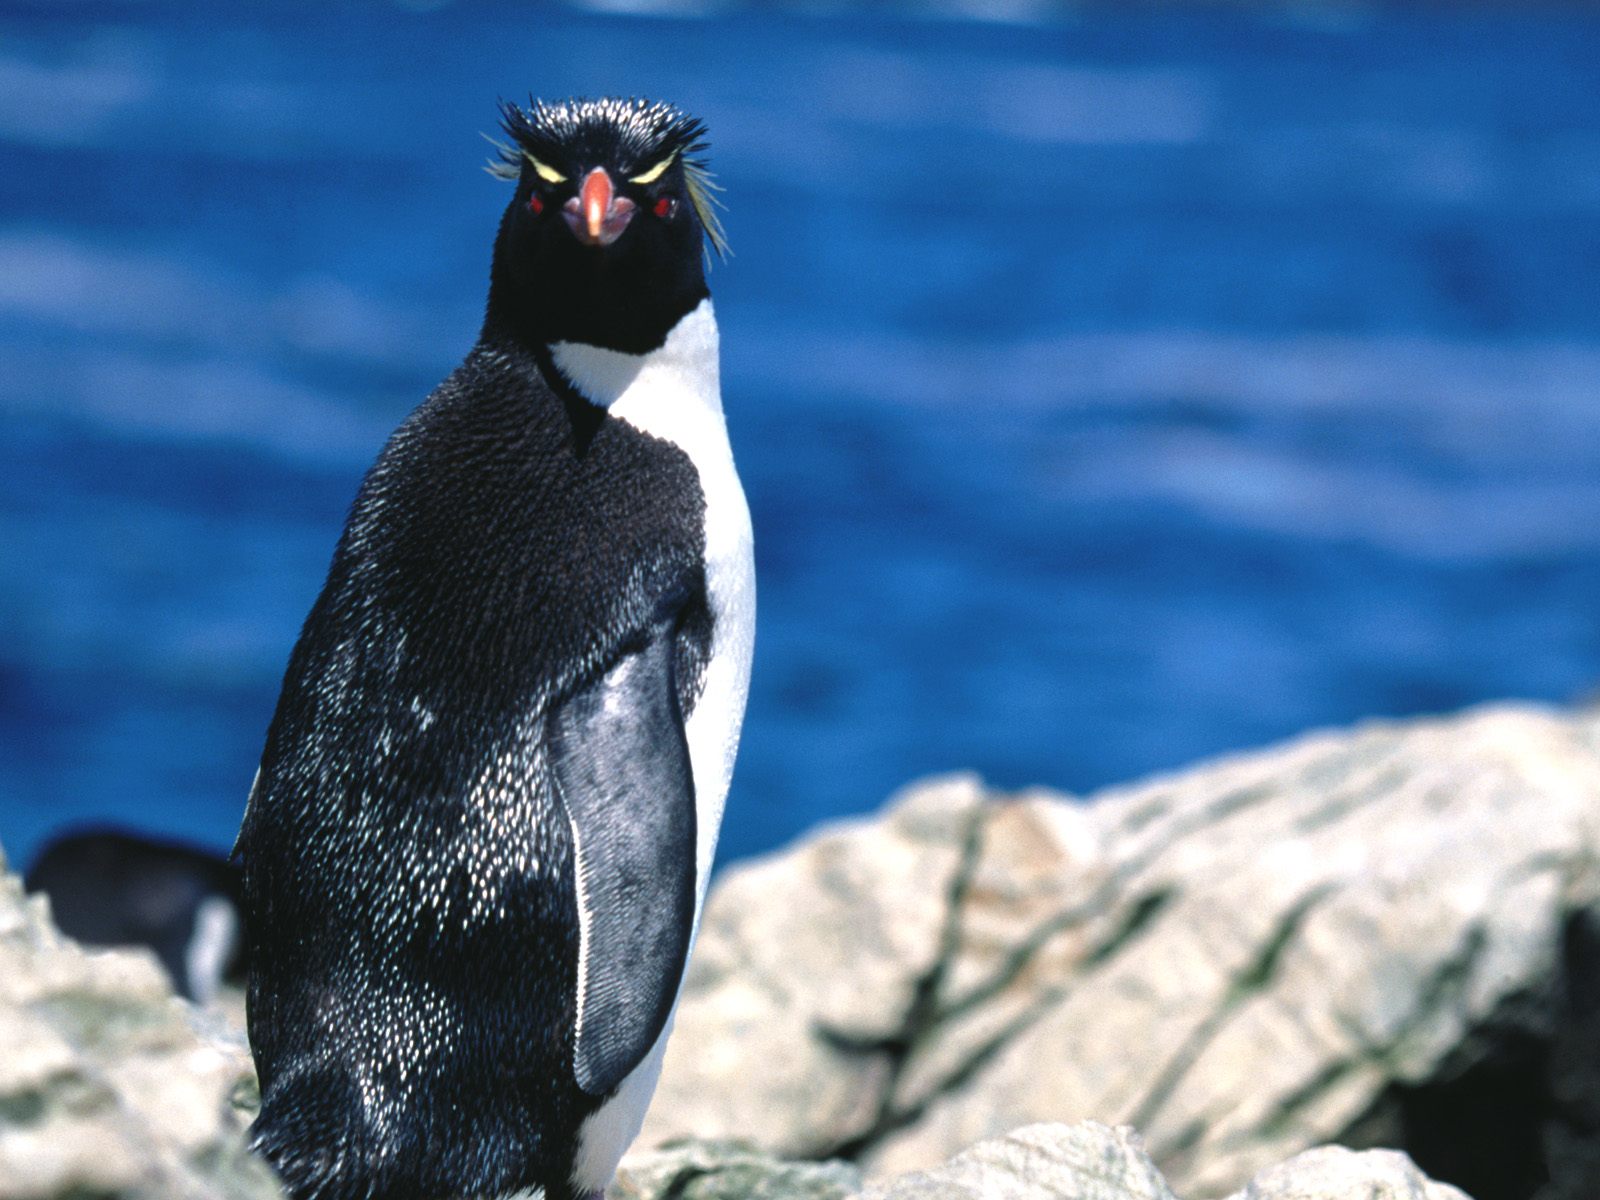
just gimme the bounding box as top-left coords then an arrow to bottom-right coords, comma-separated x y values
6,703 -> 1600,1200
643,704 -> 1600,1200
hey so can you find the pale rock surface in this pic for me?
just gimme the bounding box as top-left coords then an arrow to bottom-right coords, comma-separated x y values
615,1140 -> 864,1200
850,1122 -> 1176,1200
9,702 -> 1596,1199
1226,1145 -> 1472,1200
643,704 -> 1600,1197
612,1125 -> 1467,1200
0,844 -> 279,1200
608,1126 -> 1465,1200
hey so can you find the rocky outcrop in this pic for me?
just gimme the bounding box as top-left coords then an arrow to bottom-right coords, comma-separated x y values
1229,1144 -> 1470,1200
0,845 -> 279,1200
7,702 -> 1598,1199
848,1122 -> 1177,1200
643,703 -> 1600,1200
615,1140 -> 865,1200
615,1124 -> 1468,1200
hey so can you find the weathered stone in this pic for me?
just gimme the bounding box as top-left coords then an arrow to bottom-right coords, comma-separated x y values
1226,1145 -> 1471,1200
615,1140 -> 864,1200
850,1123 -> 1176,1200
644,704 -> 1600,1198
0,851 -> 280,1200
612,1127 -> 1467,1200
649,775 -> 1007,1157
11,703 -> 1597,1199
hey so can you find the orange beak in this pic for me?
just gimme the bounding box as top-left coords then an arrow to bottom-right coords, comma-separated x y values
583,168 -> 611,241
563,168 -> 636,248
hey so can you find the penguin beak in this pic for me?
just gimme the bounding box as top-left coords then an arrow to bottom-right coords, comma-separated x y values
564,168 -> 635,248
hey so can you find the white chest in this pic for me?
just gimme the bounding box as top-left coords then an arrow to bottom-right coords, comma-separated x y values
548,301 -> 756,1193
550,299 -> 756,898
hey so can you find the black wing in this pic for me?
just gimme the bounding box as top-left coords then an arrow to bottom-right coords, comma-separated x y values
550,619 -> 697,1096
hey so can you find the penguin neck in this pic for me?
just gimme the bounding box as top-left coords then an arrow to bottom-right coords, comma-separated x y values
479,203 -> 710,360
548,299 -> 723,423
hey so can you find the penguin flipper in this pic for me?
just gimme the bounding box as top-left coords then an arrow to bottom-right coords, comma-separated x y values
550,621 -> 696,1097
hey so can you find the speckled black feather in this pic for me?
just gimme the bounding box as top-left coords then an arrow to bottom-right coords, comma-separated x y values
240,344 -> 713,1200
237,97 -> 721,1200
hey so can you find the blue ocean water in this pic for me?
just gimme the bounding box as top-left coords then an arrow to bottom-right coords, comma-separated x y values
2,2 -> 1599,872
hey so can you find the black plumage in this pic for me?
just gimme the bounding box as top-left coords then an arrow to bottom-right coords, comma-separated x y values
237,98 -> 729,1200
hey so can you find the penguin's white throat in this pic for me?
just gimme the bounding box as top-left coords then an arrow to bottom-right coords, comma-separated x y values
550,299 -> 720,413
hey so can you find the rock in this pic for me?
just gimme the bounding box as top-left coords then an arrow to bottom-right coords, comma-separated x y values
1226,1145 -> 1471,1200
850,1122 -> 1176,1200
9,702 -> 1595,1200
0,842 -> 280,1200
643,704 -> 1600,1199
612,1126 -> 1466,1200
615,1141 -> 864,1200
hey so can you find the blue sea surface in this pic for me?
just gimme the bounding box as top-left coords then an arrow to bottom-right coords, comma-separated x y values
2,2 -> 1599,871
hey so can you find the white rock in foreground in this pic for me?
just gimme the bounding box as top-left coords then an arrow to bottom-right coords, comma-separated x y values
9,701 -> 1597,1199
644,704 -> 1600,1197
1225,1145 -> 1471,1200
616,1124 -> 1467,1200
850,1123 -> 1177,1200
0,852 -> 279,1200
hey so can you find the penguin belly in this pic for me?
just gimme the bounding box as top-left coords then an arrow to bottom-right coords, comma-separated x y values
552,297 -> 755,1193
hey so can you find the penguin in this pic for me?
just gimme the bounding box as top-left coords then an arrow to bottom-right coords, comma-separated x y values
234,97 -> 754,1200
24,827 -> 246,1004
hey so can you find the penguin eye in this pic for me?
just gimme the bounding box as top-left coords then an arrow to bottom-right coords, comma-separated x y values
653,196 -> 676,219
527,157 -> 566,185
528,193 -> 544,215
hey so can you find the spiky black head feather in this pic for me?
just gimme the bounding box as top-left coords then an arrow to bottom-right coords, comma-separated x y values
481,97 -> 728,356
499,95 -> 702,163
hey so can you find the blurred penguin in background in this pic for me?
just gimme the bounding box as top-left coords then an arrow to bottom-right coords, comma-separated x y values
25,828 -> 247,1004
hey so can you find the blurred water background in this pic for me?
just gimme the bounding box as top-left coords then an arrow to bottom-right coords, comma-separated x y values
2,1 -> 1598,872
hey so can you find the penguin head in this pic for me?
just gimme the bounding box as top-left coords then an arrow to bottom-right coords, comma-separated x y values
485,97 -> 728,355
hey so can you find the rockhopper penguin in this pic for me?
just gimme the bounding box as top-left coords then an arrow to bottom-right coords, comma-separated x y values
25,828 -> 246,1004
235,97 -> 754,1200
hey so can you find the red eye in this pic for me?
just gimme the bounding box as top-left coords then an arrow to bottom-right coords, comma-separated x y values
528,194 -> 544,215
654,196 -> 675,219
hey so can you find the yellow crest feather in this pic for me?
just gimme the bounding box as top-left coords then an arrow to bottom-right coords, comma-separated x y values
629,152 -> 677,186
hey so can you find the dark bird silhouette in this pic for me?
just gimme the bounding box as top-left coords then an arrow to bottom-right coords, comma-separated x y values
236,97 -> 753,1200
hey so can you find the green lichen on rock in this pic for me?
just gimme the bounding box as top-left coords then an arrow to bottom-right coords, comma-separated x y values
616,1141 -> 864,1200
